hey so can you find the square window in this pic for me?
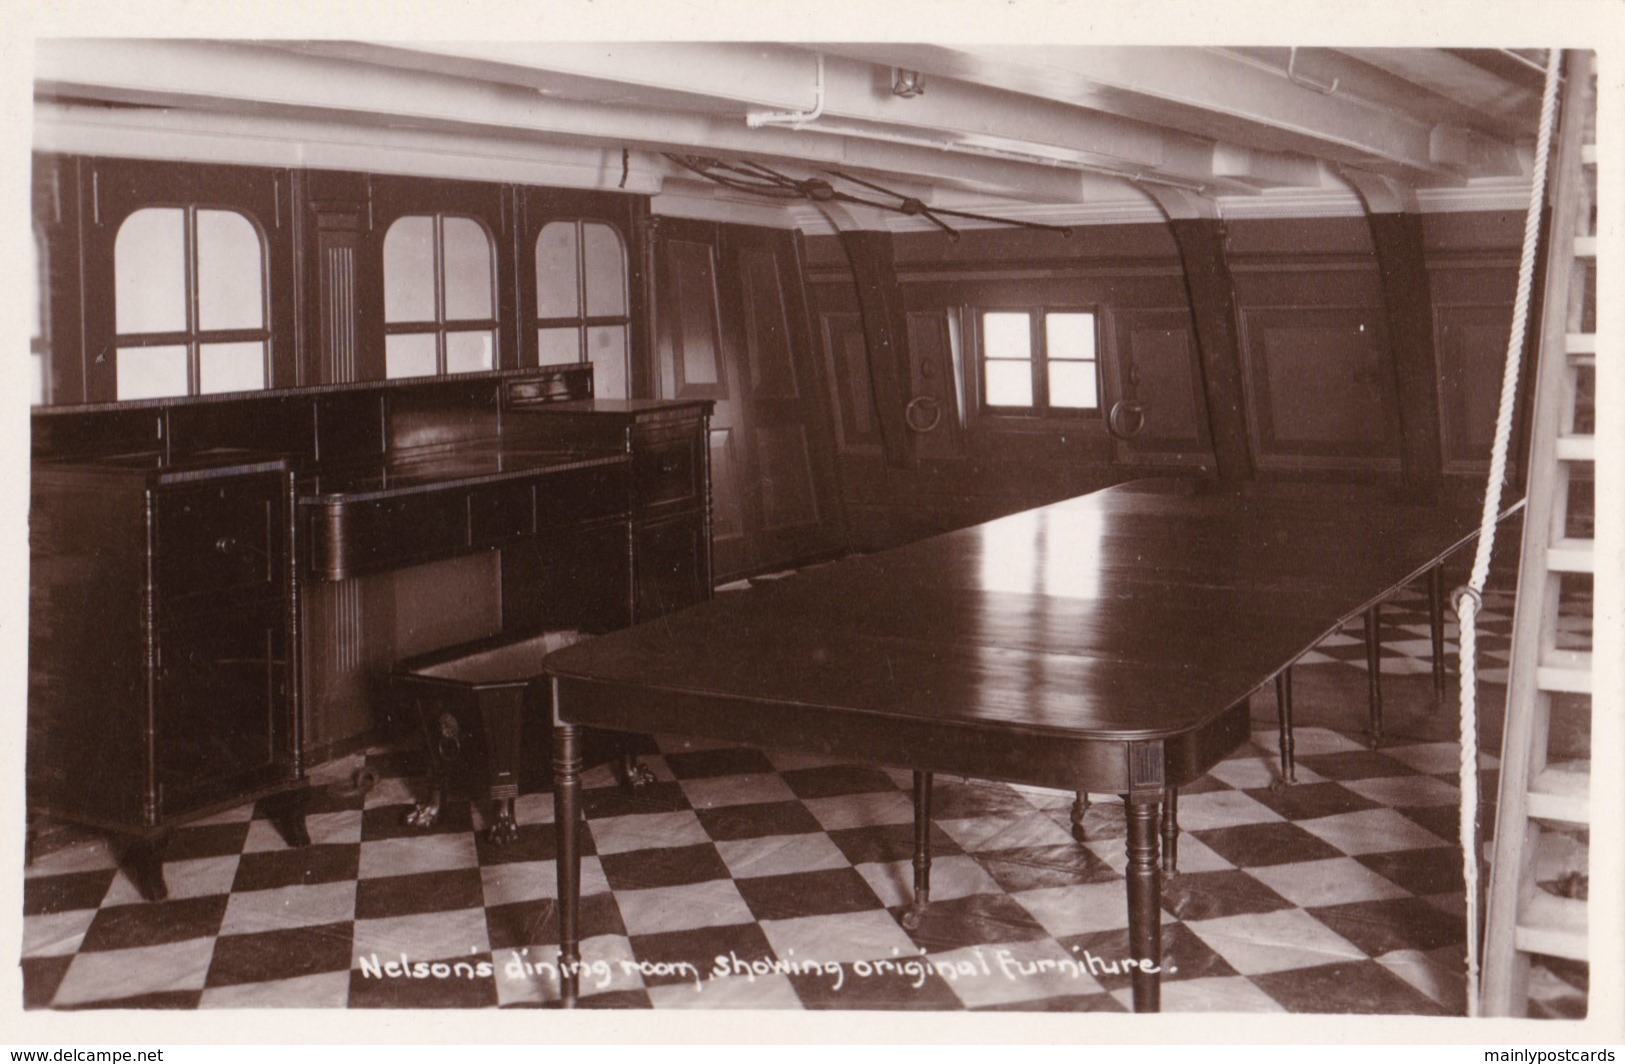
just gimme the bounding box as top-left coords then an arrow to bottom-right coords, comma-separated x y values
978,309 -> 1099,416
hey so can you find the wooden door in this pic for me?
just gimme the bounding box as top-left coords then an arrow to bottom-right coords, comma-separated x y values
653,218 -> 752,578
717,225 -> 844,573
653,219 -> 844,580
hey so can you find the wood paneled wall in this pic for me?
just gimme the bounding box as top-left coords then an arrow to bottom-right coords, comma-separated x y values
804,212 -> 1526,552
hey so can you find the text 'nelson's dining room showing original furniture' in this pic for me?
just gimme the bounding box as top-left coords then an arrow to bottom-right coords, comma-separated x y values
19,38 -> 1611,1022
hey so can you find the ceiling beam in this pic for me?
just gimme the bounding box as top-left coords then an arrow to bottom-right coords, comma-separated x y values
822,44 -> 1493,183
271,41 -> 1313,195
1333,48 -> 1543,130
34,39 -> 1097,204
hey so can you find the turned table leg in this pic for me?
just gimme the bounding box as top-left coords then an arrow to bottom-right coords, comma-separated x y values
903,770 -> 933,930
1125,794 -> 1163,1013
1276,668 -> 1297,785
1364,604 -> 1384,740
1428,564 -> 1448,702
1070,791 -> 1091,841
554,722 -> 583,1007
1160,787 -> 1179,876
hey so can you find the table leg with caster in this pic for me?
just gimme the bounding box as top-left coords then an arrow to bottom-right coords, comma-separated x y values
1070,791 -> 1090,841
903,770 -> 932,930
554,721 -> 583,1008
1275,668 -> 1297,787
1161,787 -> 1179,875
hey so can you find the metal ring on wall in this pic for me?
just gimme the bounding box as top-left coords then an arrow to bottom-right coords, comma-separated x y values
1107,400 -> 1146,440
904,395 -> 943,433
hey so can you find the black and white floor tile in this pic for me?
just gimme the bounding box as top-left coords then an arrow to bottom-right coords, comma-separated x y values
21,579 -> 1588,1017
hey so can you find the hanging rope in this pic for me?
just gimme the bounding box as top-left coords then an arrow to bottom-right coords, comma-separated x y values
1455,48 -> 1564,1019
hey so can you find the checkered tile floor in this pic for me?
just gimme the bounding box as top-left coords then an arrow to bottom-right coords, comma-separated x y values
21,579 -> 1589,1016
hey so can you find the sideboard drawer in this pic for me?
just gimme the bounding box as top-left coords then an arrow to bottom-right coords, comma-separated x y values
632,422 -> 704,517
156,475 -> 283,604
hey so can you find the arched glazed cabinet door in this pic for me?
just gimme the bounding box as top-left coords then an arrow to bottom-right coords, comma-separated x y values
365,174 -> 515,382
78,159 -> 296,404
517,185 -> 649,400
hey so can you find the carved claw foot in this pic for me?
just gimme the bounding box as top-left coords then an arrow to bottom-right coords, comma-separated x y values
486,815 -> 520,846
900,906 -> 925,931
405,793 -> 443,830
617,756 -> 657,791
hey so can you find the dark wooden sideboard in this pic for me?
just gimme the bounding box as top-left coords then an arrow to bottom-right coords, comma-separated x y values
29,450 -> 307,900
28,365 -> 714,897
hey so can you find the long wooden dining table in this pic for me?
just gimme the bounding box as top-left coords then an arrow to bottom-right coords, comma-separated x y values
543,477 -> 1485,1011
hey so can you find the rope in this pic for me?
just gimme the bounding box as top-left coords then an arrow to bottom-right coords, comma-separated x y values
1455,48 -> 1564,1018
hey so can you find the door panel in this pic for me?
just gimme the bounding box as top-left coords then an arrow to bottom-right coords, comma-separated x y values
1239,305 -> 1402,471
1110,308 -> 1211,465
904,310 -> 961,461
819,311 -> 883,456
756,425 -> 820,532
158,601 -> 289,816
738,248 -> 800,399
663,239 -> 728,397
1434,302 -> 1513,473
708,426 -> 747,550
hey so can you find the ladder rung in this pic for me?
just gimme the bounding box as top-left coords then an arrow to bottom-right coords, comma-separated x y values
1574,236 -> 1597,258
1548,537 -> 1595,573
1516,891 -> 1588,961
1582,144 -> 1597,165
1566,333 -> 1596,356
1555,435 -> 1596,461
1527,765 -> 1590,824
1538,651 -> 1593,694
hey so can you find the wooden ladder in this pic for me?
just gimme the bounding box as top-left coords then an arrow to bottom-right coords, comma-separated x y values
1481,50 -> 1597,1017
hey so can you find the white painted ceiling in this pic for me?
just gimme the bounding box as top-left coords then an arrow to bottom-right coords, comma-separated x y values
33,40 -> 1556,228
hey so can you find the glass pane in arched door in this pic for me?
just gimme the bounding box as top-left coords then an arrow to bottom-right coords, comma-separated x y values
197,209 -> 268,394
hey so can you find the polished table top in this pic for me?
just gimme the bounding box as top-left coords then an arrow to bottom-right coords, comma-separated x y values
543,476 -> 1486,1011
546,478 -> 1482,760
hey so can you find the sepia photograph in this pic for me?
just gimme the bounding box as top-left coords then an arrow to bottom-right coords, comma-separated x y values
3,0 -> 1621,1046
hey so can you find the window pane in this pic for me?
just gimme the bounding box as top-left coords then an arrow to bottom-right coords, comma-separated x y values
1046,312 -> 1096,362
31,354 -> 45,407
537,326 -> 581,365
443,217 -> 494,321
985,361 -> 1032,407
384,216 -> 436,323
587,324 -> 628,399
446,330 -> 495,374
1048,360 -> 1099,409
115,208 -> 187,334
982,312 -> 1031,361
199,340 -> 267,394
117,344 -> 189,399
536,222 -> 580,319
385,333 -> 438,378
582,223 -> 627,317
196,210 -> 264,331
